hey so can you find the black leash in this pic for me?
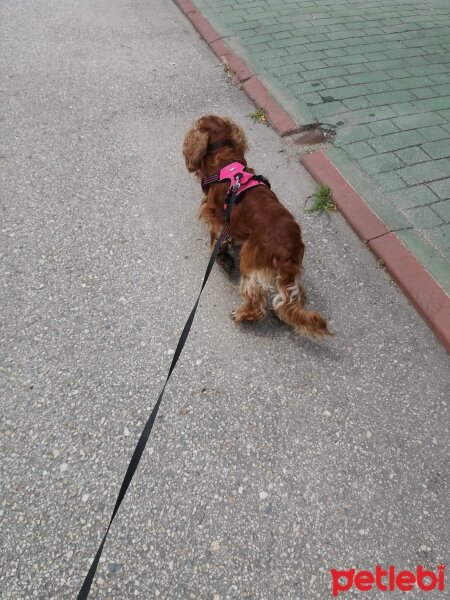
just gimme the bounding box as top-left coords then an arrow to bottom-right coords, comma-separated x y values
76,181 -> 240,599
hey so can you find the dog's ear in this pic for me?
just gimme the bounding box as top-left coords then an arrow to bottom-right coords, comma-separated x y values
183,126 -> 209,173
222,117 -> 248,154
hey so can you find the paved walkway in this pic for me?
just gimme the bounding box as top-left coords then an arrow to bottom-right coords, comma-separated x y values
195,0 -> 450,293
1,0 -> 449,598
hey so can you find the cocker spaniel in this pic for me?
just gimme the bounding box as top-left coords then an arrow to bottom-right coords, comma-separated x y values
183,115 -> 331,338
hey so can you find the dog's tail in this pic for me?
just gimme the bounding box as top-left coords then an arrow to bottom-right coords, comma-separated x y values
273,261 -> 331,338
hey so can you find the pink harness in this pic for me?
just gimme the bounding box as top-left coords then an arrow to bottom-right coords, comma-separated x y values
201,162 -> 270,208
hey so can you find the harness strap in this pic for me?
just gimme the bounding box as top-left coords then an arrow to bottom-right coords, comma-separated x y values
202,172 -> 222,189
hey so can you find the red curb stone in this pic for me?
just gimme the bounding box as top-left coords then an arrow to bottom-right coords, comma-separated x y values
174,1 -> 221,44
208,38 -> 229,59
187,11 -> 221,43
301,151 -> 388,243
224,52 -> 254,83
174,0 -> 197,14
242,77 -> 298,136
369,234 -> 450,352
175,0 -> 252,81
208,40 -> 253,82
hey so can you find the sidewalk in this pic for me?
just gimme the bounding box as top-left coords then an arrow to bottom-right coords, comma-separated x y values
194,0 -> 450,295
1,0 -> 449,599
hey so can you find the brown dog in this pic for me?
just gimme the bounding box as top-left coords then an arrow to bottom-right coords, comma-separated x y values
183,115 -> 331,338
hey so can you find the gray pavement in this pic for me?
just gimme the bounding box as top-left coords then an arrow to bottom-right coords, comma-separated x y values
1,0 -> 449,599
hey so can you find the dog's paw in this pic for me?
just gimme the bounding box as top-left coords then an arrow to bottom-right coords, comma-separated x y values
232,306 -> 266,323
231,307 -> 243,323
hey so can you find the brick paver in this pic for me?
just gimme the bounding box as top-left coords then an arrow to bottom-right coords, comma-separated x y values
194,0 -> 450,290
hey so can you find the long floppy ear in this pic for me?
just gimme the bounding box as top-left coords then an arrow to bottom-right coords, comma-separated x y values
222,117 -> 248,154
183,126 -> 209,172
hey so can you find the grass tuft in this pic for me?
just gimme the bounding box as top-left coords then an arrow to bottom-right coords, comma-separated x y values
305,185 -> 336,213
248,107 -> 268,124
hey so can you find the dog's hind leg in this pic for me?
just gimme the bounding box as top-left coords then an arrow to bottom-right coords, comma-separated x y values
232,272 -> 269,322
231,243 -> 271,322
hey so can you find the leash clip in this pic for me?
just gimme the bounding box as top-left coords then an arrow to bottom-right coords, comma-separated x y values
232,173 -> 242,192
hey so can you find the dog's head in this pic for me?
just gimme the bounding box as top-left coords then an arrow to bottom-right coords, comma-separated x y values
183,115 -> 248,175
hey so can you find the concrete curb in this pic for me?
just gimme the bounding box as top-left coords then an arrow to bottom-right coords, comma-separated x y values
172,0 -> 450,352
302,151 -> 450,351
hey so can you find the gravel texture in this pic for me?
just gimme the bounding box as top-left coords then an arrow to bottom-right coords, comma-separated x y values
1,0 -> 449,598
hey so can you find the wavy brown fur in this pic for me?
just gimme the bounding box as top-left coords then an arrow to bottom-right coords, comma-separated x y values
183,115 -> 331,338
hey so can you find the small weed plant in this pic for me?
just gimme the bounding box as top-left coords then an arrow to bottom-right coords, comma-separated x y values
305,185 -> 336,213
248,107 -> 268,124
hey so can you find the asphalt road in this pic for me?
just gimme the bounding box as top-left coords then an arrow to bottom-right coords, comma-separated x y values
1,0 -> 449,598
